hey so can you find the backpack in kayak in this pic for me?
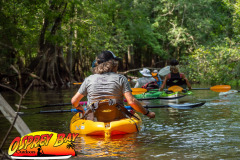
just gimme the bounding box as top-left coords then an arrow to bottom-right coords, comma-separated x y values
83,99 -> 137,122
142,81 -> 159,90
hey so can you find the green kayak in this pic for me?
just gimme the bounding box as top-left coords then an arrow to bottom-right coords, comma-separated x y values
134,89 -> 193,99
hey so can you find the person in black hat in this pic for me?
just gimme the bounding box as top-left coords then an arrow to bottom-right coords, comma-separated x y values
72,51 -> 155,121
159,59 -> 191,91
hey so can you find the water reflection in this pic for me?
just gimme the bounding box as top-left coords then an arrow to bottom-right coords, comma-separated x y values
74,134 -> 138,158
1,85 -> 240,159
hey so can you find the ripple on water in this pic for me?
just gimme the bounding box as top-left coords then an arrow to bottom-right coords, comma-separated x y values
2,87 -> 240,159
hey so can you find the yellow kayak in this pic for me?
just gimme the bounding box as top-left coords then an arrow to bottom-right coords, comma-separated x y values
70,112 -> 142,137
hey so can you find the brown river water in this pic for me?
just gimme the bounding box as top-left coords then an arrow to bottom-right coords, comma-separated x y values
1,84 -> 240,159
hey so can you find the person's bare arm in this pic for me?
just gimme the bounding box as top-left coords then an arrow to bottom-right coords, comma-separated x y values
182,74 -> 192,90
71,92 -> 85,111
159,76 -> 168,91
124,91 -> 155,118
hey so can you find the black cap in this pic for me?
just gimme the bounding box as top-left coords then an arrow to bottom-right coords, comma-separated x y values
97,51 -> 121,64
170,59 -> 179,66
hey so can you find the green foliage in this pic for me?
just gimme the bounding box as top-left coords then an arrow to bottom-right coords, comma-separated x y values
0,0 -> 240,85
181,38 -> 240,85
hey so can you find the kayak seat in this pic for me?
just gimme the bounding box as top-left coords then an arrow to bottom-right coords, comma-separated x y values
83,99 -> 127,122
165,91 -> 174,94
166,89 -> 188,94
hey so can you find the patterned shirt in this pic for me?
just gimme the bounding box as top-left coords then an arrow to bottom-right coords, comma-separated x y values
134,77 -> 156,88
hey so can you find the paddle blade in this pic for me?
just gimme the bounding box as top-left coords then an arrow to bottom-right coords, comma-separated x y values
168,85 -> 183,92
159,66 -> 170,76
131,88 -> 147,95
168,102 -> 205,109
210,85 -> 231,92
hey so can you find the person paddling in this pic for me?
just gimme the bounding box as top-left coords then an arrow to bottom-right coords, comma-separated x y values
159,59 -> 191,91
71,51 -> 155,121
134,68 -> 156,88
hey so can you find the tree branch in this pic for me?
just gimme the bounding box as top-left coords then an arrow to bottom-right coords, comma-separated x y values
29,72 -> 54,89
0,42 -> 18,53
118,67 -> 162,75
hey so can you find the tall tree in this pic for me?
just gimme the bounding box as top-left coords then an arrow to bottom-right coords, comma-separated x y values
29,0 -> 71,86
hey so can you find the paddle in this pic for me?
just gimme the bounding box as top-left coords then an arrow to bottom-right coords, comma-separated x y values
27,94 -> 186,110
159,66 -> 170,76
73,102 -> 205,111
20,102 -> 205,114
135,95 -> 186,101
17,109 -> 83,115
168,85 -> 231,93
27,103 -> 74,109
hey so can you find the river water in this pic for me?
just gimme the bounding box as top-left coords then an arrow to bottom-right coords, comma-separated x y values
1,84 -> 240,159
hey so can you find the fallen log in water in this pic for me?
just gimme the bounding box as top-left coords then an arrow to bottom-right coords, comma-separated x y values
0,94 -> 31,136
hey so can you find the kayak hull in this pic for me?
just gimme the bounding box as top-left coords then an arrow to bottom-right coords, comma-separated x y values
70,113 -> 142,137
134,90 -> 193,99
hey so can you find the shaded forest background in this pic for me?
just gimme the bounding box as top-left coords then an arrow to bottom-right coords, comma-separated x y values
0,0 -> 239,88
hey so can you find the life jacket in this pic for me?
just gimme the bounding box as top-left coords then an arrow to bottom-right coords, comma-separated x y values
151,73 -> 163,87
151,73 -> 159,81
83,99 -> 138,122
166,73 -> 186,87
142,81 -> 159,91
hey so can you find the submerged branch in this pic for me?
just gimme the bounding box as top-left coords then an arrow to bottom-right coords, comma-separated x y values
0,84 -> 22,97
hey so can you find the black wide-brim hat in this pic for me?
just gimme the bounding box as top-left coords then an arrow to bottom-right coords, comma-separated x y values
97,51 -> 121,64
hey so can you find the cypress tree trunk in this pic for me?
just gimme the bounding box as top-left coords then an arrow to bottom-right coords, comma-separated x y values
28,1 -> 70,87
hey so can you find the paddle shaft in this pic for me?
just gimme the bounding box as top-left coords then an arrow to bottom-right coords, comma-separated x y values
192,85 -> 231,92
31,85 -> 227,109
136,95 -> 185,101
19,106 -> 165,115
29,95 -> 185,109
192,88 -> 210,90
20,102 -> 205,115
168,85 -> 231,92
70,103 -> 202,112
39,110 -> 82,114
28,103 -> 167,110
29,105 -> 170,114
70,105 -> 169,112
31,103 -> 72,109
